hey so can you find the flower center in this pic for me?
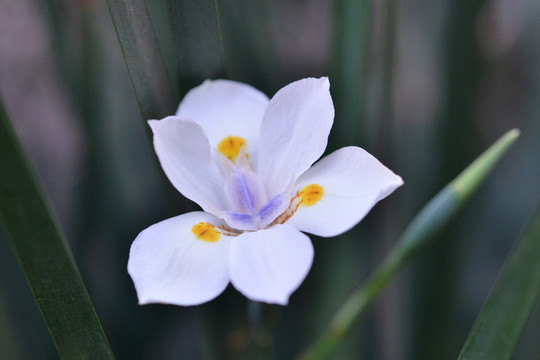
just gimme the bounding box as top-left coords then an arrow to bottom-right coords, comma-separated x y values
217,136 -> 289,231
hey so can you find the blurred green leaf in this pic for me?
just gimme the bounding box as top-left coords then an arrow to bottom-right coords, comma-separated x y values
0,101 -> 114,359
106,0 -> 177,119
167,0 -> 227,94
298,129 -> 520,360
457,205 -> 540,360
331,0 -> 371,147
0,286 -> 21,359
217,0 -> 278,90
367,0 -> 400,155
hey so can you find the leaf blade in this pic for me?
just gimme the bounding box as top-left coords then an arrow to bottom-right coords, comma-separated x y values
331,0 -> 372,146
106,0 -> 177,119
167,0 -> 227,94
0,101 -> 114,359
298,129 -> 520,360
458,206 -> 540,360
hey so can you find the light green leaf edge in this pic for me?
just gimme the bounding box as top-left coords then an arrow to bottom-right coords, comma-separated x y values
458,206 -> 540,359
0,102 -> 114,358
298,129 -> 520,360
106,0 -> 177,120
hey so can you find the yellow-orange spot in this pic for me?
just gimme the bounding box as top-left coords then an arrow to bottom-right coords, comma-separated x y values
217,136 -> 246,162
192,222 -> 220,242
300,184 -> 324,207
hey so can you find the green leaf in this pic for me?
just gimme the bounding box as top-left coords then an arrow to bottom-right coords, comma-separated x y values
106,0 -> 177,119
0,285 -> 22,359
0,101 -> 115,359
217,0 -> 278,90
331,0 -> 372,146
298,129 -> 520,360
167,0 -> 227,94
457,205 -> 540,360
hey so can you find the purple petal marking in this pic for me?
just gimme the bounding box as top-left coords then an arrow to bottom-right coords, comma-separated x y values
224,211 -> 257,231
257,193 -> 289,228
231,170 -> 256,214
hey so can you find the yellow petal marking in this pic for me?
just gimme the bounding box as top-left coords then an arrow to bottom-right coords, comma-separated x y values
300,184 -> 324,207
217,136 -> 246,162
270,184 -> 325,226
192,222 -> 220,242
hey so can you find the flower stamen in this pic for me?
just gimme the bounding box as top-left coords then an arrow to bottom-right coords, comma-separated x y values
271,184 -> 324,225
271,192 -> 302,225
217,224 -> 241,237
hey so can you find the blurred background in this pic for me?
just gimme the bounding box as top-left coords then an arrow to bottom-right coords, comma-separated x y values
1,0 -> 540,359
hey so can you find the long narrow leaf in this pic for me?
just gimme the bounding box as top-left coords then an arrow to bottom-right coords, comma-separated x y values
0,101 -> 114,359
167,0 -> 227,94
216,0 -> 278,90
331,0 -> 371,146
298,129 -> 520,360
0,285 -> 22,359
457,206 -> 540,360
106,0 -> 176,119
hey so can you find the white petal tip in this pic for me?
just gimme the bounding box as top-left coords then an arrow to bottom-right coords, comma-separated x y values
244,294 -> 290,306
135,292 -> 158,305
147,119 -> 158,130
147,117 -> 172,133
272,297 -> 290,306
306,76 -> 330,88
136,294 -> 215,307
392,176 -> 404,190
137,298 -> 151,306
382,174 -> 404,199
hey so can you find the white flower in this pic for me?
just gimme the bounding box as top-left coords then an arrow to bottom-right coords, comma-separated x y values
128,77 -> 403,306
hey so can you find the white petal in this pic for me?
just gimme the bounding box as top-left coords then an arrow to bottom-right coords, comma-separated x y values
287,146 -> 403,237
176,79 -> 269,163
229,224 -> 314,305
149,117 -> 228,214
257,77 -> 334,195
128,212 -> 233,306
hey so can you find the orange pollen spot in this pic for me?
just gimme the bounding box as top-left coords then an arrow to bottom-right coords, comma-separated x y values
217,136 -> 246,162
300,184 -> 324,207
271,184 -> 325,226
192,222 -> 220,242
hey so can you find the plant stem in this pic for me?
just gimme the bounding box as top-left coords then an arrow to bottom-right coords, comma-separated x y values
297,129 -> 520,360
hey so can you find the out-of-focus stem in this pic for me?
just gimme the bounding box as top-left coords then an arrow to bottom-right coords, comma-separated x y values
297,129 -> 520,360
